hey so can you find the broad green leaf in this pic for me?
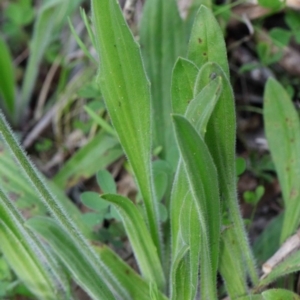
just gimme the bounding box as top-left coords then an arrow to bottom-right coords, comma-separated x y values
170,74 -> 222,299
101,194 -> 165,291
219,226 -> 249,299
80,192 -> 109,211
53,132 -> 122,189
262,289 -> 300,300
258,250 -> 300,288
171,58 -> 198,115
194,62 -> 258,286
172,114 -> 220,299
187,5 -> 229,78
26,217 -> 115,300
94,244 -> 168,300
170,244 -> 190,300
92,0 -> 161,254
171,70 -> 222,249
0,36 -> 15,117
264,78 -> 300,242
96,170 -> 117,194
0,221 -> 56,300
172,192 -> 200,300
140,0 -> 186,166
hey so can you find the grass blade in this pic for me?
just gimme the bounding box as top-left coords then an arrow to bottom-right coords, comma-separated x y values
101,194 -> 165,291
140,0 -> 186,165
172,114 -> 220,299
264,78 -> 300,242
0,36 -> 15,118
92,0 -> 161,256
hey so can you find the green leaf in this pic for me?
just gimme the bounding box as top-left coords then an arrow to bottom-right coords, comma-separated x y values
0,36 -> 15,117
172,114 -> 220,299
270,28 -> 292,47
26,217 -> 115,300
81,212 -> 104,228
194,62 -> 258,287
101,194 -> 165,291
264,78 -> 300,242
285,11 -> 300,32
219,226 -> 249,299
92,0 -> 161,255
262,289 -> 300,300
140,0 -> 186,165
53,132 -> 122,189
171,58 -> 198,115
172,192 -> 200,300
170,244 -> 190,300
80,192 -> 109,212
96,170 -> 117,194
170,73 -> 222,299
187,5 -> 229,78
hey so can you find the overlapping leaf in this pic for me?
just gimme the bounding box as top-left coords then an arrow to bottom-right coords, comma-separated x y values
101,194 -> 165,291
172,115 -> 220,299
92,0 -> 161,254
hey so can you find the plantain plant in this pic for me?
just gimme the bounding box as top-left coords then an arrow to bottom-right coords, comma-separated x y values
1,0 -> 300,299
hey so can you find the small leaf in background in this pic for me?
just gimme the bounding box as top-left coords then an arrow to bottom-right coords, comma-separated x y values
158,203 -> 168,222
257,42 -> 283,65
153,172 -> 168,202
96,170 -> 117,194
269,28 -> 292,47
171,58 -> 199,115
243,186 -> 265,206
4,0 -> 34,26
77,82 -> 102,99
81,212 -> 104,228
236,157 -> 246,176
258,0 -> 284,10
34,138 -> 53,153
80,192 -> 109,212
